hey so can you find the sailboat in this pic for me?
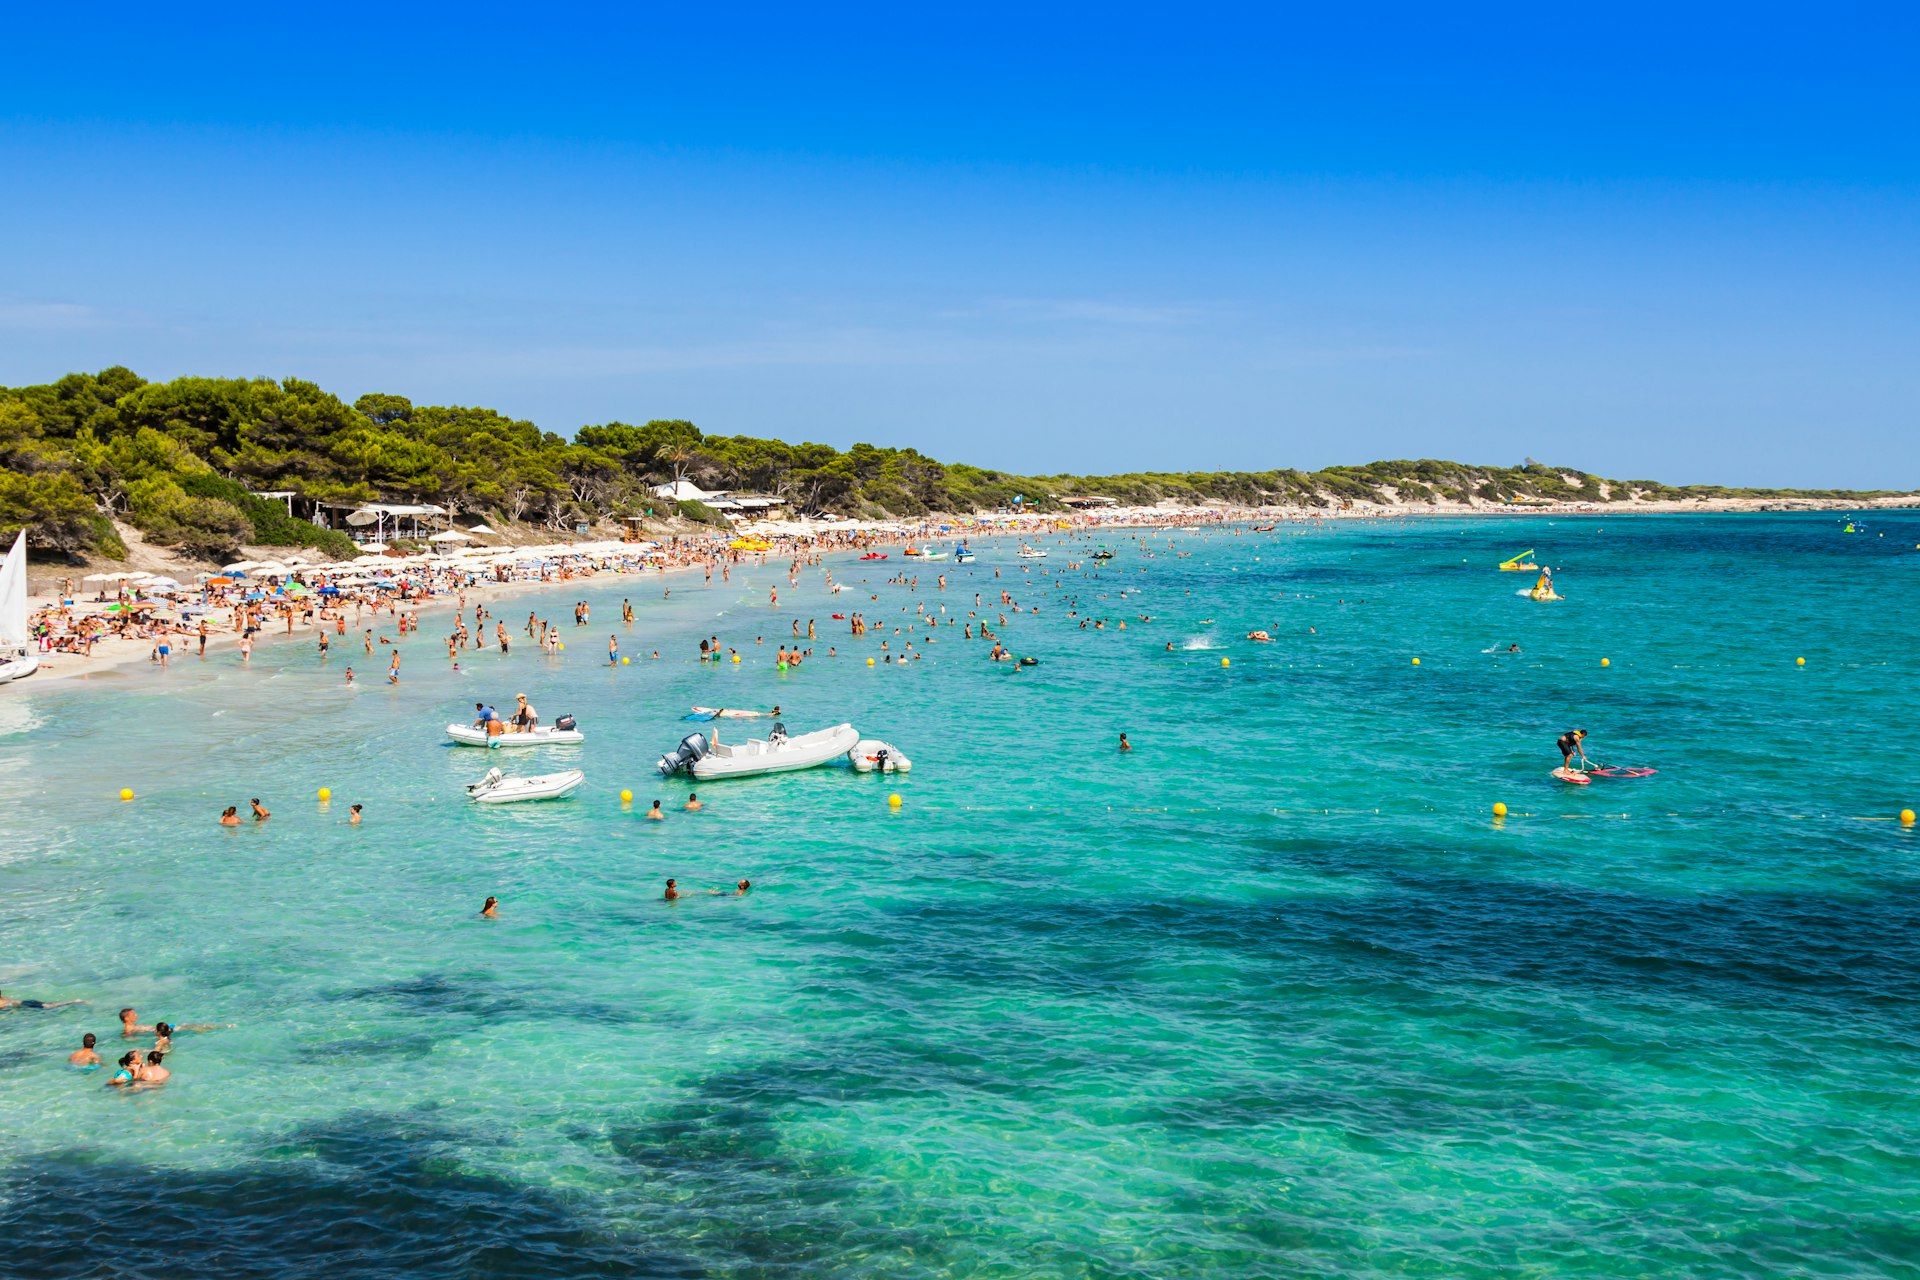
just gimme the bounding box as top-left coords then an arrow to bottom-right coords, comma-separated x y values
0,532 -> 40,685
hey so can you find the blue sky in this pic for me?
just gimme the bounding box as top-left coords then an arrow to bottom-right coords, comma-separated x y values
2,3 -> 1915,485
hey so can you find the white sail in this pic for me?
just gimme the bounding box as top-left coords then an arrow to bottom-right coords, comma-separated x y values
0,532 -> 26,650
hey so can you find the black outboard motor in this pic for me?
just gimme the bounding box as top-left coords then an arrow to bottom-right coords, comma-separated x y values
555,714 -> 578,732
657,732 -> 709,776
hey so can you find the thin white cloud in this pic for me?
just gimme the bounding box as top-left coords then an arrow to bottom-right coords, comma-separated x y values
0,298 -> 107,329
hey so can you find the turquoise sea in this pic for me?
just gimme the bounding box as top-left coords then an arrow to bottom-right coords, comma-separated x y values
2,512 -> 1918,1278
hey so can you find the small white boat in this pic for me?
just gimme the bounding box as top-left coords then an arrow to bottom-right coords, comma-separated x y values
447,722 -> 584,748
659,722 -> 860,780
466,766 -> 584,803
1016,545 -> 1049,559
849,739 -> 913,773
954,545 -> 975,564
0,532 -> 39,687
918,550 -> 948,561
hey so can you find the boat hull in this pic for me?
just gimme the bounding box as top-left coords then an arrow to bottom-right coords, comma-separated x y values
467,769 -> 585,802
691,723 -> 860,780
849,739 -> 913,773
447,724 -> 584,748
0,654 -> 38,685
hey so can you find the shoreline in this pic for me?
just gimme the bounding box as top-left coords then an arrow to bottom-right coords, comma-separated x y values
14,502 -> 1911,689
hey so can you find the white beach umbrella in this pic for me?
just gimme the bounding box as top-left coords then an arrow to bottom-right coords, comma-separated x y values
466,523 -> 497,535
428,530 -> 473,543
351,555 -> 390,567
356,542 -> 390,554
222,561 -> 257,573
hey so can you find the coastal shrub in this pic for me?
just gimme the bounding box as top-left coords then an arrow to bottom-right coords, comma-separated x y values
175,472 -> 359,558
0,469 -> 100,555
676,499 -> 731,527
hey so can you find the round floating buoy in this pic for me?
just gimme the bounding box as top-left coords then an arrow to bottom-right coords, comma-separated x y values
1902,808 -> 1916,826
621,656 -> 630,665
1796,657 -> 1806,666
1600,658 -> 1610,668
317,787 -> 331,802
867,657 -> 876,666
888,793 -> 902,808
730,654 -> 740,664
118,788 -> 134,802
1411,657 -> 1420,666
1493,802 -> 1508,818
620,789 -> 633,804
1221,657 -> 1230,667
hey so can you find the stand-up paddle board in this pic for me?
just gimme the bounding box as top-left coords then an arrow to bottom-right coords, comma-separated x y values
1552,767 -> 1591,785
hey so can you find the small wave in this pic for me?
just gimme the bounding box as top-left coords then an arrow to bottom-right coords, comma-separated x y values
1182,637 -> 1219,650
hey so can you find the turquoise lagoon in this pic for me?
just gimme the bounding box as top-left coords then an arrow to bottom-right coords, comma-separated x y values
1,513 -> 1917,1277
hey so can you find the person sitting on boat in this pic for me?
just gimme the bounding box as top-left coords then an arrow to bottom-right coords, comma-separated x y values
511,695 -> 538,733
1557,729 -> 1592,772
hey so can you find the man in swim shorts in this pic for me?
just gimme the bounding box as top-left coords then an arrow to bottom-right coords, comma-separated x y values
69,1033 -> 101,1065
1557,729 -> 1591,771
1,990 -> 88,1010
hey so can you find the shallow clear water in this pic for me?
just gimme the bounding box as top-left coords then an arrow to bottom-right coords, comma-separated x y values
2,513 -> 1918,1278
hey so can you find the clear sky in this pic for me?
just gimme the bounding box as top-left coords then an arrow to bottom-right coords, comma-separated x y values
2,3 -> 1915,486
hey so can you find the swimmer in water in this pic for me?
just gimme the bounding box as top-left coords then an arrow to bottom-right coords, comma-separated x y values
107,1052 -> 141,1087
140,1050 -> 170,1084
1,990 -> 87,1011
250,798 -> 270,821
663,878 -> 680,900
1557,729 -> 1592,771
1506,643 -> 1520,653
1119,733 -> 1131,752
349,804 -> 363,824
219,806 -> 241,826
684,793 -> 702,811
69,1033 -> 101,1066
647,801 -> 665,821
480,896 -> 499,918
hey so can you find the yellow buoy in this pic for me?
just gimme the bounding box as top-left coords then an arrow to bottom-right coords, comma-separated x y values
620,789 -> 634,804
888,793 -> 902,808
867,657 -> 876,666
557,642 -> 565,650
621,656 -> 630,665
1600,658 -> 1610,668
731,654 -> 741,664
118,788 -> 134,802
1492,802 -> 1508,818
1796,657 -> 1806,666
1221,657 -> 1230,667
1411,657 -> 1420,666
317,787 -> 331,802
1902,809 -> 1916,826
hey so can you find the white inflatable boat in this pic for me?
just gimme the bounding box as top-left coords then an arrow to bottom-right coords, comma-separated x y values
658,722 -> 860,780
1016,545 -> 1049,559
446,723 -> 584,748
848,739 -> 913,773
465,766 -> 585,803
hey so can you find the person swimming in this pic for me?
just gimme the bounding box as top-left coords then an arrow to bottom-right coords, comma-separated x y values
1,990 -> 87,1011
219,806 -> 241,826
480,896 -> 499,918
141,1050 -> 170,1085
647,801 -> 665,821
69,1033 -> 101,1066
684,793 -> 702,811
663,878 -> 680,900
107,1051 -> 140,1087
